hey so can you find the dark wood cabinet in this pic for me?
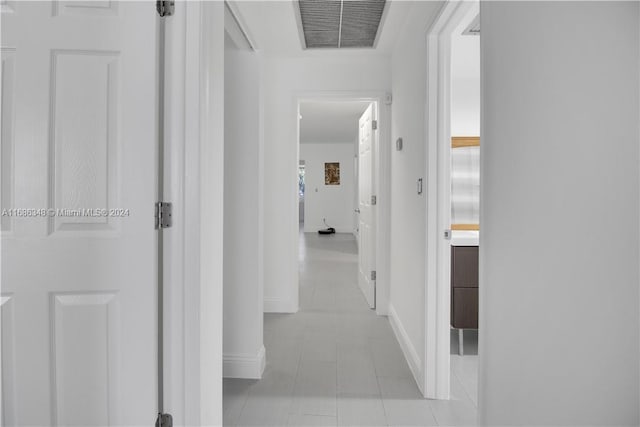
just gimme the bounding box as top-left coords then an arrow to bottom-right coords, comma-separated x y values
452,288 -> 478,329
451,246 -> 479,329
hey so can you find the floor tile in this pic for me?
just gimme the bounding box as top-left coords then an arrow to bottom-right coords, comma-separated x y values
336,393 -> 388,427
301,331 -> 337,363
427,373 -> 478,426
336,341 -> 380,395
370,338 -> 413,378
377,377 -> 438,426
451,355 -> 478,407
223,378 -> 254,426
286,414 -> 337,427
383,399 -> 438,427
377,376 -> 422,400
236,395 -> 292,427
290,360 -> 337,416
224,232 -> 478,426
428,398 -> 478,427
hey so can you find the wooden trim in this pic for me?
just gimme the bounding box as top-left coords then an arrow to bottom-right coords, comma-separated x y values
451,136 -> 480,148
451,223 -> 479,231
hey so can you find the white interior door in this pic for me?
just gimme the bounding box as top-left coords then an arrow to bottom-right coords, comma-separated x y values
358,103 -> 376,309
1,2 -> 158,425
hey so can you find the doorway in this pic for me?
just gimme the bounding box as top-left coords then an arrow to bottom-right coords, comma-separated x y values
296,98 -> 382,310
424,0 -> 480,403
449,6 -> 481,407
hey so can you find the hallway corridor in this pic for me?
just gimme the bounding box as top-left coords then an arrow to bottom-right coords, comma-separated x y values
223,232 -> 477,426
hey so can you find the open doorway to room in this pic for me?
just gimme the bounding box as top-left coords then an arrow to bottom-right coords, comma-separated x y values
423,0 -> 479,412
448,7 -> 481,408
297,100 -> 376,310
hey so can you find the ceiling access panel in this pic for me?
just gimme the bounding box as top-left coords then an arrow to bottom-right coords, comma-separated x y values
298,0 -> 342,48
298,0 -> 386,49
339,0 -> 386,48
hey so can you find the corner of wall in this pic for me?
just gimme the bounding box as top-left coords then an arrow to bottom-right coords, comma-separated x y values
223,345 -> 266,379
264,297 -> 298,314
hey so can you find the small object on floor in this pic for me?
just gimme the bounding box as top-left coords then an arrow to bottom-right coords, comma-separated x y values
318,227 -> 335,235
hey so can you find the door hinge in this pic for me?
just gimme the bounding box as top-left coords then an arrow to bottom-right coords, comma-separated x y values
371,195 -> 377,205
156,0 -> 175,17
156,202 -> 173,229
155,413 -> 173,427
371,270 -> 377,281
372,120 -> 378,130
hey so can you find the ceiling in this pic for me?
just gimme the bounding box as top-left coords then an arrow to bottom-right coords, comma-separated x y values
300,101 -> 370,143
230,0 -> 417,56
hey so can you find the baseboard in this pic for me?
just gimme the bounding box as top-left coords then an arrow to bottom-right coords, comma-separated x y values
223,346 -> 266,379
388,303 -> 423,394
264,297 -> 297,313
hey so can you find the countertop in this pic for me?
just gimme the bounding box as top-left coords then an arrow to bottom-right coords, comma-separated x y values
451,230 -> 479,246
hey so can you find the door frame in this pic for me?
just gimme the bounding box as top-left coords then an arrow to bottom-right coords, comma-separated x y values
164,2 -> 224,425
423,0 -> 479,400
294,91 -> 391,316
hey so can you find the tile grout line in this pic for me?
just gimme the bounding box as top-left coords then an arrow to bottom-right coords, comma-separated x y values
369,335 -> 390,427
427,398 -> 443,427
288,319 -> 309,420
452,366 -> 476,409
334,334 -> 339,426
233,381 -> 254,426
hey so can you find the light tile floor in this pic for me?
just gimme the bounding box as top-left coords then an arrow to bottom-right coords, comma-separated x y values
223,232 -> 478,426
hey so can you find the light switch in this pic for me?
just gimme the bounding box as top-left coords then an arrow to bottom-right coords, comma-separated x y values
396,137 -> 403,151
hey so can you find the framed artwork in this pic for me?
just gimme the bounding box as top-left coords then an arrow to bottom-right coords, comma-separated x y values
324,162 -> 340,185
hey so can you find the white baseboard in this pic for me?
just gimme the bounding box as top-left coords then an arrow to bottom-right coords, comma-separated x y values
388,303 -> 423,395
223,346 -> 266,379
264,297 -> 297,313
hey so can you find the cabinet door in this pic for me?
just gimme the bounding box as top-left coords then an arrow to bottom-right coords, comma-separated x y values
451,246 -> 479,288
452,288 -> 479,329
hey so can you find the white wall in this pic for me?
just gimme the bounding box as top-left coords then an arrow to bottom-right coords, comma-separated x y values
300,143 -> 356,233
480,2 -> 639,425
451,30 -> 480,136
223,31 -> 264,378
262,53 -> 391,313
387,1 -> 444,392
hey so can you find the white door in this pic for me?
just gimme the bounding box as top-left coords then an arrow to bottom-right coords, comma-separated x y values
1,2 -> 158,426
358,103 -> 376,309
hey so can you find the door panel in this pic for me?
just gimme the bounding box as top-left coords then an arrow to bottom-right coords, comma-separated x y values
1,48 -> 15,234
358,103 -> 375,308
1,2 -> 157,425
